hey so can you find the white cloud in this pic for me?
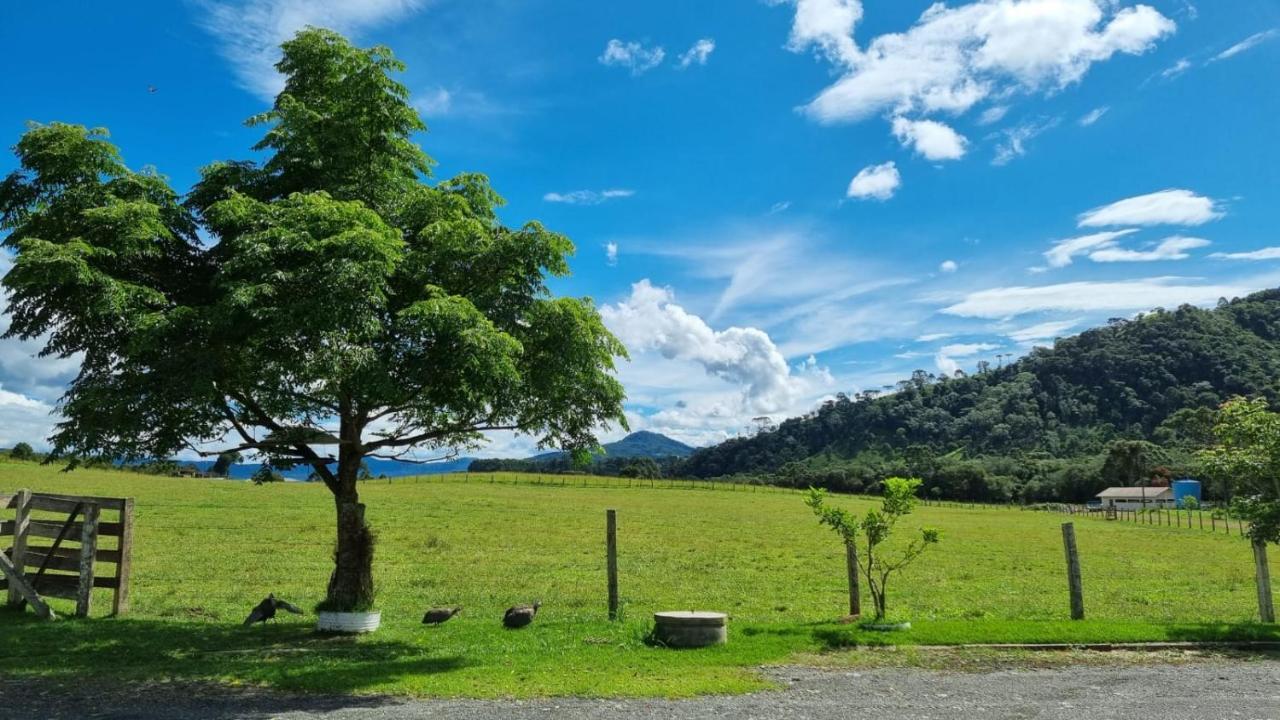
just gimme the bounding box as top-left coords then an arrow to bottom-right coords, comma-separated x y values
789,0 -> 1174,124
1211,29 -> 1278,62
543,188 -> 635,205
0,385 -> 56,450
678,38 -> 716,68
601,280 -> 833,414
916,332 -> 954,342
940,342 -> 998,357
939,259 -> 959,273
935,353 -> 961,376
605,242 -> 619,266
769,200 -> 793,214
934,342 -> 998,376
978,105 -> 1010,125
1044,229 -> 1139,267
847,161 -> 900,200
1088,235 -> 1209,262
1078,189 -> 1224,227
784,0 -> 864,66
1078,106 -> 1108,126
599,39 -> 666,75
942,277 -> 1249,318
992,117 -> 1060,165
1007,318 -> 1080,343
1210,247 -> 1280,261
414,87 -> 452,116
1160,57 -> 1191,79
892,117 -> 968,160
197,0 -> 424,100
412,86 -> 508,119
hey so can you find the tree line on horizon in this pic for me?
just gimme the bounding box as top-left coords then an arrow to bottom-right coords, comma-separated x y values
675,289 -> 1280,503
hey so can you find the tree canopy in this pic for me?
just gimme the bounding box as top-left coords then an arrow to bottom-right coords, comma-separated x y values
1,28 -> 627,610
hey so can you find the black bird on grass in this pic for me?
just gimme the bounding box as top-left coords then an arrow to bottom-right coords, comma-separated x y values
422,607 -> 462,625
244,594 -> 304,626
502,601 -> 540,629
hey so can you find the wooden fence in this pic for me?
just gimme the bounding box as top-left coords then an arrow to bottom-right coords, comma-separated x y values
1,490 -> 134,617
1050,503 -> 1250,536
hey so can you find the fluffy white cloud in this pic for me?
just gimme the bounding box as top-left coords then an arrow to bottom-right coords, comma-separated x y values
605,241 -> 619,266
0,385 -> 57,450
678,38 -> 716,68
847,161 -> 900,200
992,117 -> 1059,165
198,0 -> 424,100
939,259 -> 959,273
543,188 -> 635,205
790,0 -> 1174,124
1078,189 -> 1224,227
943,277 -> 1249,318
784,0 -> 863,65
892,117 -> 968,160
1006,318 -> 1080,343
1211,29 -> 1278,62
599,39 -> 666,75
1211,247 -> 1280,261
1088,235 -> 1209,262
1044,229 -> 1138,267
1078,106 -> 1108,126
602,280 -> 833,414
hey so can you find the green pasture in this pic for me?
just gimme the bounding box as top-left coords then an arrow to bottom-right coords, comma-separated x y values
0,459 -> 1276,697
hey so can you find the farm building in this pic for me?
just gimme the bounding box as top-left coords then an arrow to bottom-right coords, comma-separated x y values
1096,486 -> 1175,510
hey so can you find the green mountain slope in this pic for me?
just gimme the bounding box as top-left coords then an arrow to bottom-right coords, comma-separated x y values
682,289 -> 1280,500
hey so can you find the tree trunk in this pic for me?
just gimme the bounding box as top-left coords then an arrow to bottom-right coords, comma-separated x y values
327,495 -> 375,610
325,416 -> 375,611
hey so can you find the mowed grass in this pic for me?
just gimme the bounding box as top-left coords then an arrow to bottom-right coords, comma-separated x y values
1,459 -> 1277,698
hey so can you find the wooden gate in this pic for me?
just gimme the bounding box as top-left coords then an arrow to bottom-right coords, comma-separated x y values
1,490 -> 134,619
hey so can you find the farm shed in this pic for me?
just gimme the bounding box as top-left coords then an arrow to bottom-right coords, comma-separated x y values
1096,486 -> 1175,510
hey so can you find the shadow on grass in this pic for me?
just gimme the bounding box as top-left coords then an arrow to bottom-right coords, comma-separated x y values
0,609 -> 469,697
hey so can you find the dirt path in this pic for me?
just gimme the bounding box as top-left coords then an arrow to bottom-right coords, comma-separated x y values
4,661 -> 1280,719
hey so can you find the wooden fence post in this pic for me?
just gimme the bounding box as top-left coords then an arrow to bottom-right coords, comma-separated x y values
76,503 -> 100,618
1061,522 -> 1085,620
112,498 -> 135,615
6,489 -> 31,607
845,540 -> 861,618
1254,540 -> 1275,624
606,509 -> 619,621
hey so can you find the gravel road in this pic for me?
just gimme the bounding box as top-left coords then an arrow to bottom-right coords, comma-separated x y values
4,661 -> 1279,720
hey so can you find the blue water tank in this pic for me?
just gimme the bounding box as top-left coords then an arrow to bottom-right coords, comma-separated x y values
1172,479 -> 1202,508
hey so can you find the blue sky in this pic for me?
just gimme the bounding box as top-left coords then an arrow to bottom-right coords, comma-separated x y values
2,0 -> 1279,454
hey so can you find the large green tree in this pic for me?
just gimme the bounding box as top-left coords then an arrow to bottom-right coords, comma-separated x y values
1199,397 -> 1280,544
0,28 -> 627,611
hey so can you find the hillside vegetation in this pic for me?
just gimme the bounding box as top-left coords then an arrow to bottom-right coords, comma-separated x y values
683,290 -> 1280,502
1,461 -> 1275,697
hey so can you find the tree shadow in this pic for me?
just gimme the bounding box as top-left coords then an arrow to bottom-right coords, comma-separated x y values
0,611 -> 470,697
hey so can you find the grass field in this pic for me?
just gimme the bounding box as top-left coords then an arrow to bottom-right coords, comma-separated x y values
1,458 -> 1277,698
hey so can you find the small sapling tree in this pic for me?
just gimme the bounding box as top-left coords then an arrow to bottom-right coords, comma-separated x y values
807,477 -> 940,621
805,486 -> 861,616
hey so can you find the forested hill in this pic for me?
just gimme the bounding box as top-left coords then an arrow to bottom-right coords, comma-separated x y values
682,289 -> 1280,496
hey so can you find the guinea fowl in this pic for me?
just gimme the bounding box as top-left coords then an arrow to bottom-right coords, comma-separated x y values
422,607 -> 462,625
502,601 -> 540,629
243,594 -> 304,626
